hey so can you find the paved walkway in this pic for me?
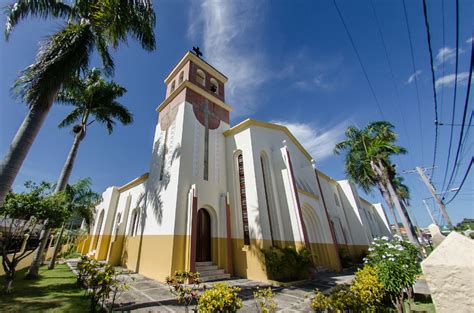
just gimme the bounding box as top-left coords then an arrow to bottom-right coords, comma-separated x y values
67,260 -> 354,312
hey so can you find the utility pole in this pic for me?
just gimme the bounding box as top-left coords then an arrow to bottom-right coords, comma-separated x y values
403,167 -> 453,229
422,199 -> 438,226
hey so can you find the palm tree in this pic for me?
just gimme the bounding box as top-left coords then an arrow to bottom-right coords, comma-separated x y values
334,121 -> 420,246
29,69 -> 132,275
0,0 -> 156,205
48,178 -> 100,269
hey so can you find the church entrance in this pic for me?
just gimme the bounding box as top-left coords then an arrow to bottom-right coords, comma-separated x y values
196,209 -> 211,262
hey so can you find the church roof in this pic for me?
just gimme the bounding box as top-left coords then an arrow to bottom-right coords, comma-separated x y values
223,118 -> 313,161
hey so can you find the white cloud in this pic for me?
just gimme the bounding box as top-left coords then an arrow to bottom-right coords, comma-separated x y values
435,72 -> 473,88
407,70 -> 422,84
188,0 -> 268,117
466,37 -> 473,44
435,47 -> 456,67
272,120 -> 350,162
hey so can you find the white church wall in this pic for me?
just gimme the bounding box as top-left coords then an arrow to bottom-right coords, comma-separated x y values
94,186 -> 120,236
142,101 -> 185,236
373,203 -> 392,237
337,180 -> 371,246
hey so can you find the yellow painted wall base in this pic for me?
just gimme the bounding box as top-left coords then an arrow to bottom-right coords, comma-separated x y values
0,252 -> 35,276
94,235 -> 112,260
107,236 -> 125,266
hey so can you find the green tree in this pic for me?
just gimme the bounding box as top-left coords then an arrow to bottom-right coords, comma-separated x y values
334,121 -> 419,246
0,182 -> 68,293
0,0 -> 156,205
48,178 -> 101,269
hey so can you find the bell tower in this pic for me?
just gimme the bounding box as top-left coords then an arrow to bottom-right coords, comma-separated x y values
140,50 -> 233,279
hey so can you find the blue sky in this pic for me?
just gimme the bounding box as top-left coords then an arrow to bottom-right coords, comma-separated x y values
0,0 -> 472,227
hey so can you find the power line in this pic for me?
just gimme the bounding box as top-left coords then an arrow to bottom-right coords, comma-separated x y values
401,0 -> 425,164
421,0 -> 440,183
332,0 -> 385,119
445,38 -> 473,193
446,157 -> 474,204
368,0 -> 415,167
441,0 -> 460,193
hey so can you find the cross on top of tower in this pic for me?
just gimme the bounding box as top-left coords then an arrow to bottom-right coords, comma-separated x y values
192,46 -> 203,58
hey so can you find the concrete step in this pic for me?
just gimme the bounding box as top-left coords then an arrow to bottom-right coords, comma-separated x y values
196,264 -> 218,272
198,268 -> 225,276
195,261 -> 213,266
200,273 -> 231,282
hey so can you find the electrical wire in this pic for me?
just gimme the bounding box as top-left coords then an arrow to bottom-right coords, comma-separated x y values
445,36 -> 473,193
369,0 -> 415,168
401,0 -> 425,164
446,157 -> 474,204
441,0 -> 460,193
422,0 -> 441,183
332,0 -> 385,119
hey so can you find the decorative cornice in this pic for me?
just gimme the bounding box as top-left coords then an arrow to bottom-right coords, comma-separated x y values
118,173 -> 149,192
164,52 -> 228,85
223,119 -> 313,161
297,188 -> 320,201
156,80 -> 232,113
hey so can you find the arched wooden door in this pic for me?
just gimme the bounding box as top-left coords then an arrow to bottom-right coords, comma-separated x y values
196,209 -> 211,262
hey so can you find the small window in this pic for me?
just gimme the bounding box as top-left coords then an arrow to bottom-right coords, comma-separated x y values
210,78 -> 218,94
196,69 -> 205,86
334,193 -> 340,207
178,71 -> 184,84
170,81 -> 176,93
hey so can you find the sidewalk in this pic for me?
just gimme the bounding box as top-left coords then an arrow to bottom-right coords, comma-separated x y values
67,260 -> 355,312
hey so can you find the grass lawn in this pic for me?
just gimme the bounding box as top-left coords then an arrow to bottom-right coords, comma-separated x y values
0,264 -> 89,312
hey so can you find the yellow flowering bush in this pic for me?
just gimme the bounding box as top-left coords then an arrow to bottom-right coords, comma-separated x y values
254,287 -> 277,312
310,289 -> 330,312
350,265 -> 385,311
198,283 -> 242,313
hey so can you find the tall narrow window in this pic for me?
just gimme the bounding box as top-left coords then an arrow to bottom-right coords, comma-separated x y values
260,153 -> 275,246
196,69 -> 205,86
170,81 -> 176,93
129,210 -> 138,236
334,193 -> 340,207
237,154 -> 250,245
178,71 -> 184,84
159,130 -> 168,181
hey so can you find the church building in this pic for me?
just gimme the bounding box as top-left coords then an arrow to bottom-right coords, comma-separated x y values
77,51 -> 391,282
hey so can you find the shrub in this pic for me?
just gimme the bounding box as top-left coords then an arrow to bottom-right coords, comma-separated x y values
165,271 -> 201,313
254,287 -> 277,312
364,236 -> 421,312
198,283 -> 242,313
76,256 -> 129,312
263,246 -> 312,282
328,284 -> 360,311
350,265 -> 385,312
310,289 -> 330,312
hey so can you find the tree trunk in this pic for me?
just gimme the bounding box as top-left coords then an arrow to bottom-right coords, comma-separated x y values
48,129 -> 85,269
371,161 -> 419,246
4,268 -> 15,294
26,227 -> 51,279
378,184 -> 402,237
0,92 -> 57,205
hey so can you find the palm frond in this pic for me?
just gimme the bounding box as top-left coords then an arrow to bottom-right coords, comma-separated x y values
5,0 -> 73,39
58,107 -> 83,128
12,23 -> 94,109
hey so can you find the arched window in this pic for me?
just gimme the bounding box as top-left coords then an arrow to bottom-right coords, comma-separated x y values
129,209 -> 139,236
178,71 -> 184,85
236,153 -> 250,245
210,78 -> 218,94
196,69 -> 206,86
170,80 -> 176,93
260,152 -> 277,246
